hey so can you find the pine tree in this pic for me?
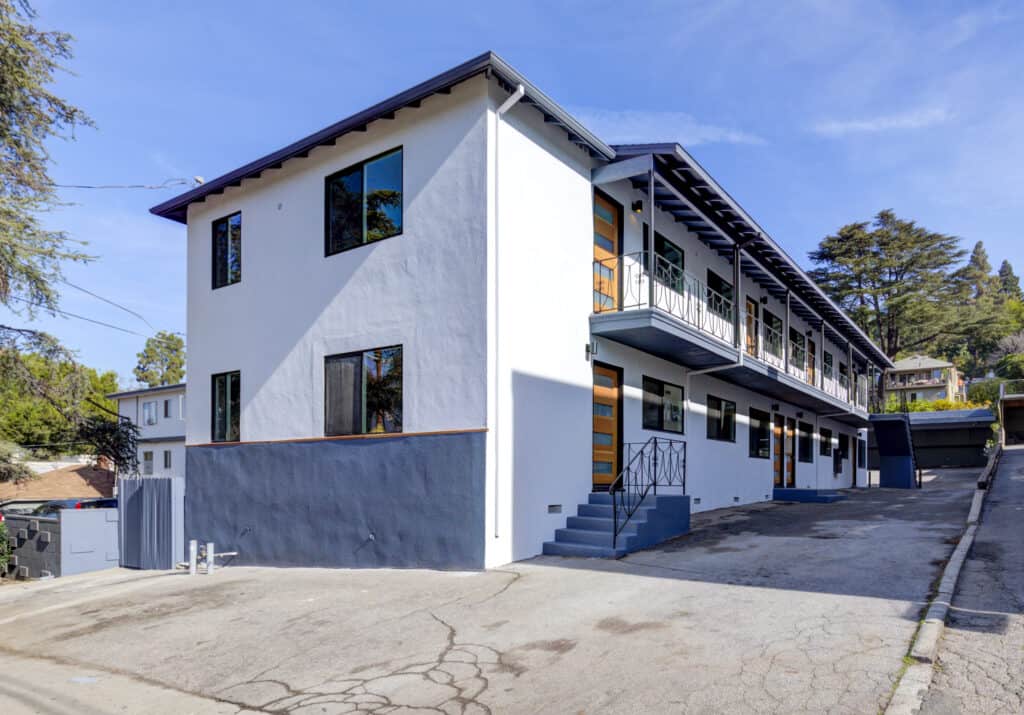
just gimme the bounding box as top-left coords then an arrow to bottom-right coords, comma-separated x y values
998,259 -> 1023,301
134,332 -> 186,387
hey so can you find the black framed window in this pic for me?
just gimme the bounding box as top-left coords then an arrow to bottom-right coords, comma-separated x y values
163,399 -> 171,418
858,438 -> 867,466
707,271 -> 733,319
212,212 -> 241,289
790,328 -> 806,366
763,309 -> 783,357
748,408 -> 770,459
211,371 -> 240,443
325,346 -> 402,436
142,451 -> 153,475
163,450 -> 172,469
838,433 -> 850,459
642,225 -> 685,291
706,394 -> 736,442
820,427 -> 833,456
642,376 -> 684,434
798,421 -> 813,462
325,148 -> 403,255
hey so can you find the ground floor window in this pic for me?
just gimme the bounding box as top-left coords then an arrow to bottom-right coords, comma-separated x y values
211,371 -> 241,443
838,433 -> 850,460
798,421 -> 813,462
706,394 -> 736,442
748,408 -> 770,458
142,451 -> 153,475
163,450 -> 172,469
325,345 -> 403,436
642,376 -> 684,433
858,438 -> 867,466
820,427 -> 833,456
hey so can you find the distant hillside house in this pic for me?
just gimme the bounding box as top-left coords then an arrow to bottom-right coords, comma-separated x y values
107,384 -> 186,477
885,356 -> 965,403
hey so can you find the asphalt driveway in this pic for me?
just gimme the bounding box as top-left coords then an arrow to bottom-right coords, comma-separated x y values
0,468 -> 979,714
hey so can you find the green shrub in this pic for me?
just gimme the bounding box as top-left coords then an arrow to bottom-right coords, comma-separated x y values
0,522 -> 9,575
0,441 -> 32,484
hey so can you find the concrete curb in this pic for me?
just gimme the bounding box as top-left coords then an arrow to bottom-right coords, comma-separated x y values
885,447 -> 1002,715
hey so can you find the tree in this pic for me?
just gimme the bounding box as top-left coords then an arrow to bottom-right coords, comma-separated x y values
995,353 -> 1024,380
0,2 -> 137,473
808,210 -> 964,358
133,331 -> 185,387
959,241 -> 996,300
998,260 -> 1023,301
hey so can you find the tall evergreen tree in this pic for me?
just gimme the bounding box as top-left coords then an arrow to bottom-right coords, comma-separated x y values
958,241 -> 997,299
134,331 -> 185,387
808,210 -> 964,358
998,259 -> 1023,301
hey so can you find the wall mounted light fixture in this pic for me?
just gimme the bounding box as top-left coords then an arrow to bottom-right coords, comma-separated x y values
631,200 -> 643,213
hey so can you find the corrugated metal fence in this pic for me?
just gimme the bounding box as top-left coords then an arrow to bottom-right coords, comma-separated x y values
118,476 -> 184,570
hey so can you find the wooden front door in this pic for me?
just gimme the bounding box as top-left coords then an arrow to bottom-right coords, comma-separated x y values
593,194 -> 620,312
592,363 -> 621,488
785,418 -> 796,487
745,297 -> 759,357
807,339 -> 817,385
773,415 -> 785,486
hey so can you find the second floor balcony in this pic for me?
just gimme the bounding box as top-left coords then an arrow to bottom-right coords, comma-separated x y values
592,251 -> 872,423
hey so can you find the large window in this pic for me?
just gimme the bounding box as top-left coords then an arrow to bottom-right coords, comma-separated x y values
819,427 -> 833,456
212,212 -> 241,289
643,225 -> 685,291
142,401 -> 157,426
706,394 -> 736,442
325,148 -> 403,255
798,421 -> 814,462
211,371 -> 240,443
642,376 -> 684,434
706,271 -> 733,319
763,310 -> 783,358
748,408 -> 771,459
325,346 -> 403,436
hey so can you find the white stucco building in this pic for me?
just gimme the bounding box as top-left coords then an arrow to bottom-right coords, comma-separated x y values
108,384 -> 186,479
150,52 -> 892,569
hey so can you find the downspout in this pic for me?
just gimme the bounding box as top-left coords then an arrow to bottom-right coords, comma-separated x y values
492,83 -> 525,540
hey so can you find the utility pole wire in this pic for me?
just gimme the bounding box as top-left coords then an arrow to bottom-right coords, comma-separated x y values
51,177 -> 203,190
6,295 -> 185,348
59,278 -> 155,331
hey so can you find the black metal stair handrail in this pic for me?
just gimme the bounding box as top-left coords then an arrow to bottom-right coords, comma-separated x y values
610,437 -> 686,549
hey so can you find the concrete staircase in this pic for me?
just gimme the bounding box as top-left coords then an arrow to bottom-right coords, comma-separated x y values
542,492 -> 691,558
772,488 -> 847,503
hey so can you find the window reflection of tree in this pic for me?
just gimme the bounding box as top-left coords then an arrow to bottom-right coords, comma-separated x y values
364,347 -> 402,433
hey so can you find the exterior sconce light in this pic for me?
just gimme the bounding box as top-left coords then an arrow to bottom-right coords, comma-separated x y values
771,403 -> 780,412
760,296 -> 768,304
796,411 -> 804,418
631,200 -> 643,213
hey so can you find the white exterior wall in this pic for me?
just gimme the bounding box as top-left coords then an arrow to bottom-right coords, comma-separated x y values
184,78 -> 491,444
484,83 -> 596,567
116,388 -> 186,478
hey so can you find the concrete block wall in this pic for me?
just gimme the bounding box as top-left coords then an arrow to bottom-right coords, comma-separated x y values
4,515 -> 60,579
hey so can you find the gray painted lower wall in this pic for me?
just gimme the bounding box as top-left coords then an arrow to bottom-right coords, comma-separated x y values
185,430 -> 486,570
5,515 -> 59,579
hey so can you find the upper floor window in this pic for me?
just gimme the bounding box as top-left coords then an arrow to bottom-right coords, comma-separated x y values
642,225 -> 685,292
212,212 -> 241,289
325,148 -> 403,256
211,371 -> 240,443
642,376 -> 684,434
706,271 -> 733,320
763,310 -> 783,358
325,346 -> 402,436
142,400 -> 157,426
163,399 -> 171,419
823,351 -> 834,378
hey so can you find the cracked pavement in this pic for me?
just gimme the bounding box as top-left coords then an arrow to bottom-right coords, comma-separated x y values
0,468 -> 979,714
921,446 -> 1024,715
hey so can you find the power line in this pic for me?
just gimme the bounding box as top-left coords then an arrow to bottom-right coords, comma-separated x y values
59,279 -> 155,331
6,296 -> 185,348
52,177 -> 204,190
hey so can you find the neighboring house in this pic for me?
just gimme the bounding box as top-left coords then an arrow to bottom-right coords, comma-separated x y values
885,355 -> 964,403
149,51 -> 892,570
107,384 -> 186,478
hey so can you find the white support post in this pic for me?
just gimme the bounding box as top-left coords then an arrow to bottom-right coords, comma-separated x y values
647,170 -> 655,309
784,291 -> 791,374
206,542 -> 215,575
189,540 -> 198,576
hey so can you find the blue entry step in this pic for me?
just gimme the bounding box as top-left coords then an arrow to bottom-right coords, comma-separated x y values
542,492 -> 691,558
772,488 -> 847,503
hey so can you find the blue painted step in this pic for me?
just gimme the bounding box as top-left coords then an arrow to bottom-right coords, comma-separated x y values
542,492 -> 691,558
772,488 -> 847,503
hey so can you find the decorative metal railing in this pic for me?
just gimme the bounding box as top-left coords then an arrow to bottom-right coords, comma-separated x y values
594,253 -> 874,413
594,252 -> 734,343
610,437 -> 686,550
1000,380 -> 1024,398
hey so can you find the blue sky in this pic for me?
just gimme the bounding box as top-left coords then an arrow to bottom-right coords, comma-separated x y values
6,0 -> 1022,385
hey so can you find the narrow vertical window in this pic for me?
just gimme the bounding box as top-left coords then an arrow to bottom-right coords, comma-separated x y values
819,427 -> 833,456
143,401 -> 157,425
211,371 -> 241,442
798,421 -> 813,462
748,408 -> 771,458
163,450 -> 172,469
212,212 -> 242,289
325,148 -> 403,255
706,395 -> 736,442
325,346 -> 403,436
142,451 -> 154,475
163,399 -> 171,418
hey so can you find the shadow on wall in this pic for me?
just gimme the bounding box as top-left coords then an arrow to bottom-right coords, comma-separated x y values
533,468 -> 989,627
